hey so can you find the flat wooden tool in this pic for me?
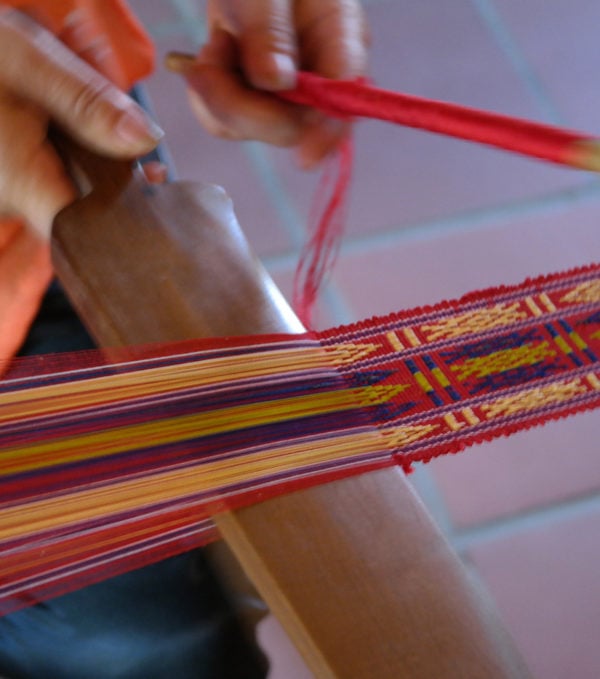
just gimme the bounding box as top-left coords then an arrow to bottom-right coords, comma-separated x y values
51,138 -> 531,678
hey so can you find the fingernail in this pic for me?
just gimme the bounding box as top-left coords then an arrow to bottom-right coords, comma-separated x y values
116,105 -> 164,149
262,53 -> 296,90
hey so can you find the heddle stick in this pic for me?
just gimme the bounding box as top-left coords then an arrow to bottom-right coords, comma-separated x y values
280,72 -> 600,171
24,135 -> 531,677
165,56 -> 600,172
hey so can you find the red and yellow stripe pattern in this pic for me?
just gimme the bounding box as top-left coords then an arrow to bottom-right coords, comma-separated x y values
1,264 -> 599,615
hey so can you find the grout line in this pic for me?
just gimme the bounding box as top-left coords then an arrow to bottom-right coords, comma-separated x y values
319,281 -> 354,327
470,0 -> 564,125
409,466 -> 456,538
341,178 -> 600,253
169,0 -> 204,22
243,142 -> 307,250
146,20 -> 206,41
263,251 -> 300,274
263,178 -> 600,267
452,490 -> 600,553
167,0 -> 207,45
261,174 -> 600,321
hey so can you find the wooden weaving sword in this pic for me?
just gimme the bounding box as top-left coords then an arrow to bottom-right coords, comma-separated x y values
48,135 -> 531,679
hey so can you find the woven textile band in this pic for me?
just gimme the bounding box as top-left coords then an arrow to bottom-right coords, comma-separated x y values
1,264 -> 599,614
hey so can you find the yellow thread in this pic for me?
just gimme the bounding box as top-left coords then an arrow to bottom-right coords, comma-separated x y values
431,367 -> 450,388
569,331 -> 588,351
539,293 -> 557,313
552,335 -> 572,354
421,303 -> 527,342
462,407 -> 480,425
586,373 -> 600,390
380,423 -> 438,448
0,386 -> 396,476
0,346 -> 338,423
560,280 -> 600,305
444,413 -> 464,431
403,328 -> 421,347
328,342 -> 379,365
525,296 -> 543,316
386,331 -> 405,352
414,372 -> 434,393
451,342 -> 555,381
481,379 -> 587,419
356,384 -> 410,408
0,428 -> 390,543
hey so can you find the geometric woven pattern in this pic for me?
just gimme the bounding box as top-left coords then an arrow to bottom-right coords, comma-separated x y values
320,264 -> 600,469
1,264 -> 598,615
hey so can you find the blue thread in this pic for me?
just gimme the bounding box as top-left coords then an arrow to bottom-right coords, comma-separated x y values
441,329 -> 541,363
466,361 -> 563,394
347,370 -> 394,387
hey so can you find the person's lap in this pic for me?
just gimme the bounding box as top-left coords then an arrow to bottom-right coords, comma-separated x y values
0,283 -> 267,679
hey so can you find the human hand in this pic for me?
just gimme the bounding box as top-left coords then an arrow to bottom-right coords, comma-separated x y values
0,9 -> 163,239
167,0 -> 368,168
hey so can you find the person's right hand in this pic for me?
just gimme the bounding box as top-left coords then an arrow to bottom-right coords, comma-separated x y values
0,9 -> 163,240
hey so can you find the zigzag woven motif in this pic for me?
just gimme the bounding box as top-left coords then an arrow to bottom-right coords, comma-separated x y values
320,264 -> 600,467
1,264 -> 599,614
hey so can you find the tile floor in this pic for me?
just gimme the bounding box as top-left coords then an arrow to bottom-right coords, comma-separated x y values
128,1 -> 600,677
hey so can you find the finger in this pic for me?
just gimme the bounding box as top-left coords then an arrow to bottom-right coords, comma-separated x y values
0,98 -> 75,239
140,161 -> 168,184
0,10 -> 163,158
297,0 -> 369,80
185,66 -> 304,145
167,46 -> 343,162
209,0 -> 298,90
294,1 -> 368,166
168,31 -> 306,146
58,8 -> 123,84
297,115 -> 350,169
15,146 -> 75,239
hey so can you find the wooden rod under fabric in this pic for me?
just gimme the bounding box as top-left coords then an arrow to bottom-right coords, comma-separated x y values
38,135 -> 533,677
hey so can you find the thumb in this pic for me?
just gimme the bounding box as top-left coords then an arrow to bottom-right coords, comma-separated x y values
0,11 -> 163,158
221,0 -> 298,91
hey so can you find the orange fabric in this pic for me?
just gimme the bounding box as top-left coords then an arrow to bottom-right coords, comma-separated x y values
0,221 -> 53,360
4,0 -> 154,88
0,0 -> 154,361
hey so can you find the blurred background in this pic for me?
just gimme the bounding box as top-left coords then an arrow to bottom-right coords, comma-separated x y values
127,1 -> 600,677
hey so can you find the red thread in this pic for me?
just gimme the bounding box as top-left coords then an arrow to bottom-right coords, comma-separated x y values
293,134 -> 353,329
1,264 -> 598,612
280,73 -> 597,325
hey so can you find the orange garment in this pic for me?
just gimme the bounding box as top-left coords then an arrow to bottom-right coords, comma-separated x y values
0,0 -> 154,361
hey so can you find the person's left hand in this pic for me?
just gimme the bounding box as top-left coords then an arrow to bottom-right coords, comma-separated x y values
0,9 -> 163,240
167,0 -> 368,168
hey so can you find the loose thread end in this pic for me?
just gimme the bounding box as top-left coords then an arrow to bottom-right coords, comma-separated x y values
293,135 -> 354,330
